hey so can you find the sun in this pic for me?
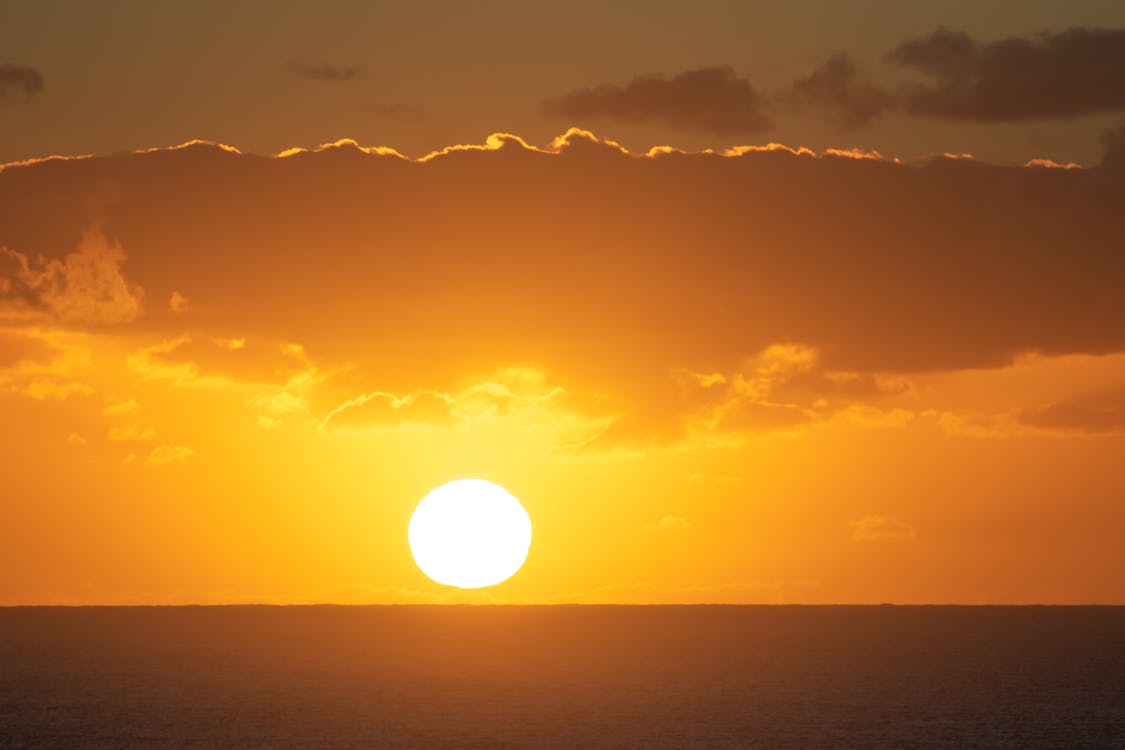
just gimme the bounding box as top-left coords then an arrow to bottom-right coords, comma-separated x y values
408,479 -> 532,589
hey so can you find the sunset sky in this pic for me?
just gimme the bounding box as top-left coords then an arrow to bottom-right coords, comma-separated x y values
2,0 -> 1124,605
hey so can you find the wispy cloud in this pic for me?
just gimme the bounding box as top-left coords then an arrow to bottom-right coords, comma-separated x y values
850,516 -> 917,542
283,60 -> 366,82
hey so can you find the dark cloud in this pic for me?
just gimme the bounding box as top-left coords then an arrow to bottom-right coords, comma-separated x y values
0,232 -> 142,325
0,64 -> 44,104
0,132 -> 1123,389
559,29 -> 1125,135
1020,391 -> 1125,434
283,61 -> 366,82
789,53 -> 891,129
888,26 -> 1125,121
542,67 -> 771,134
1101,119 -> 1125,167
789,27 -> 1125,128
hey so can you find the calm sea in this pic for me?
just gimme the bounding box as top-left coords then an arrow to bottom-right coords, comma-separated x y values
2,606 -> 1123,748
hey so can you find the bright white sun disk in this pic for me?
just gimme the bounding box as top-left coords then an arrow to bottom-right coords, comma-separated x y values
408,479 -> 532,589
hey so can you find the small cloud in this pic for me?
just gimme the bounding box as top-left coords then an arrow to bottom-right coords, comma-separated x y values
169,291 -> 190,314
65,432 -> 86,445
788,53 -> 891,128
543,66 -> 771,134
658,515 -> 692,530
213,336 -> 246,350
249,391 -> 307,427
107,423 -> 155,442
146,444 -> 194,465
1019,390 -> 1125,435
249,391 -> 305,416
0,63 -> 44,104
321,389 -> 456,432
1101,118 -> 1125,168
838,405 -> 915,428
849,515 -> 917,542
121,453 -> 137,465
1,229 -> 143,325
102,398 -> 140,416
19,380 -> 93,400
283,60 -> 366,82
1023,158 -> 1082,169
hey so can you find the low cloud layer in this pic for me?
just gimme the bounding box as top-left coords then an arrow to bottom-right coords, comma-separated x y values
1,131 -> 1123,450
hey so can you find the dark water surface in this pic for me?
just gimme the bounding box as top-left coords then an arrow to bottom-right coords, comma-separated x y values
2,606 -> 1123,748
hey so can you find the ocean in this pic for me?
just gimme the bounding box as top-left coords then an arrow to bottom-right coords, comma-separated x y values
2,606 -> 1123,748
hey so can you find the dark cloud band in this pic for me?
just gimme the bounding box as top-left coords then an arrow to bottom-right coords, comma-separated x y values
791,27 -> 1125,127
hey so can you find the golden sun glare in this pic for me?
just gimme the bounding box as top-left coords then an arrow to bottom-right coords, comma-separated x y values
408,479 -> 532,589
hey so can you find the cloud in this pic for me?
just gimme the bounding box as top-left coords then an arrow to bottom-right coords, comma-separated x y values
248,391 -> 306,417
3,131 -> 1125,403
283,61 -> 366,82
320,368 -> 611,448
543,67 -> 771,134
0,328 -> 94,400
102,398 -> 139,416
169,291 -> 189,314
1102,119 -> 1125,168
849,516 -> 917,541
126,333 -> 324,390
789,27 -> 1125,127
0,64 -> 44,104
107,423 -> 155,442
322,389 -> 456,432
789,53 -> 891,128
146,444 -> 194,465
1019,390 -> 1125,435
887,26 -> 1125,121
1,230 -> 143,325
625,344 -> 915,446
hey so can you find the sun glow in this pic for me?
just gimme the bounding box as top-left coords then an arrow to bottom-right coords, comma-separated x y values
408,479 -> 532,589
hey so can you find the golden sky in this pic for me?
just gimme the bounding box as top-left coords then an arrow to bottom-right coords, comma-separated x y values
2,2 -> 1125,604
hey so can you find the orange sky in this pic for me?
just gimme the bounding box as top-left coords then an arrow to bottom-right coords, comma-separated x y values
3,4 -> 1125,604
